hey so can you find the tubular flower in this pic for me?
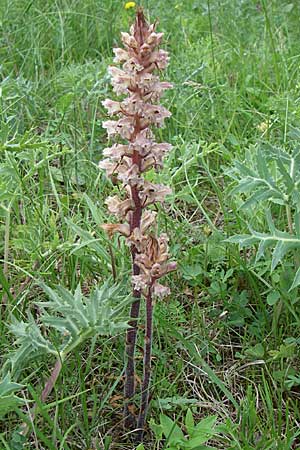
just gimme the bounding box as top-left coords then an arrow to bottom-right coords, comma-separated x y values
100,8 -> 176,298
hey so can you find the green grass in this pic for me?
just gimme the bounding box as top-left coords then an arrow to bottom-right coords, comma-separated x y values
1,0 -> 300,448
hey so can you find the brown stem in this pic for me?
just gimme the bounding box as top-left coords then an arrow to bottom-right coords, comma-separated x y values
124,145 -> 143,428
20,359 -> 62,436
124,290 -> 141,428
137,287 -> 153,441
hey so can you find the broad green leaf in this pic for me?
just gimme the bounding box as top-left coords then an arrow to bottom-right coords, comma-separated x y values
160,414 -> 185,444
185,408 -> 195,436
267,291 -> 280,306
194,415 -> 217,434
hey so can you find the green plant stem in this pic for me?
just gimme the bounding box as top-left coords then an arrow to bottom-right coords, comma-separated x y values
286,204 -> 300,268
108,244 -> 117,282
286,205 -> 293,235
137,287 -> 153,441
3,207 -> 10,278
261,0 -> 281,87
207,0 -> 217,84
2,206 -> 11,306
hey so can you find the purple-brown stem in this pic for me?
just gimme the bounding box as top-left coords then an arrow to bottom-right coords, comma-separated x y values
136,287 -> 153,440
124,292 -> 141,428
124,146 -> 143,428
20,358 -> 62,436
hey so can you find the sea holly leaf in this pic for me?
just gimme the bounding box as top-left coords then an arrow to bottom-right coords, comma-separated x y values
227,144 -> 300,210
256,239 -> 274,262
265,209 -> 276,234
226,234 -> 258,247
0,375 -> 24,397
271,240 -> 293,271
290,266 -> 300,291
0,374 -> 25,418
9,314 -> 57,374
228,205 -> 300,279
8,282 -> 130,377
294,212 -> 300,235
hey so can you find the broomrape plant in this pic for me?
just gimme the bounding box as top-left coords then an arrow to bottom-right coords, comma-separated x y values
100,8 -> 176,437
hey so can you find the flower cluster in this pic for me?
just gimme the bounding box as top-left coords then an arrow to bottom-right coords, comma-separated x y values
100,9 -> 176,297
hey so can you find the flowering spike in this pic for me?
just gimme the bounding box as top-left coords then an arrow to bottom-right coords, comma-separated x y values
99,8 -> 176,437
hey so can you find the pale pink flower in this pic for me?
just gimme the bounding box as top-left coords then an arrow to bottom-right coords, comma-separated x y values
123,58 -> 144,73
146,32 -> 164,47
103,118 -> 135,140
140,104 -> 171,127
140,210 -> 157,232
126,227 -> 148,249
98,158 -> 118,177
121,32 -> 138,49
118,163 -> 142,186
139,182 -> 172,206
102,120 -> 118,137
141,142 -> 172,171
113,48 -> 130,63
108,67 -> 133,94
153,282 -> 170,298
149,50 -> 170,69
102,99 -> 121,115
101,223 -> 130,238
105,196 -> 134,219
103,144 -> 133,160
132,274 -> 149,291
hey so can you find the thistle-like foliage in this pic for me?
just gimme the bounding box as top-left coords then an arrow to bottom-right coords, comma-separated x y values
100,9 -> 176,299
7,282 -> 130,376
100,8 -> 176,435
0,374 -> 24,418
227,144 -> 300,291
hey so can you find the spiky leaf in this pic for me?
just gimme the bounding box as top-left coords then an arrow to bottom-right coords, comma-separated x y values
0,374 -> 25,418
8,282 -> 130,376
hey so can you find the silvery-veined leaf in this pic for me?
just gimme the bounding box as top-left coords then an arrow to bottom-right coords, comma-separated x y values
8,281 -> 130,377
0,374 -> 25,418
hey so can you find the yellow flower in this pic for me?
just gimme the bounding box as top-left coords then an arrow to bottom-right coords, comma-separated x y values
125,1 -> 136,9
257,121 -> 268,133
